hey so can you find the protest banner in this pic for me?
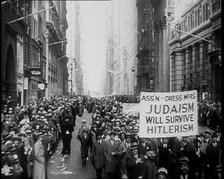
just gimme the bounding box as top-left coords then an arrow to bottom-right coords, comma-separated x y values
122,103 -> 140,115
139,90 -> 198,138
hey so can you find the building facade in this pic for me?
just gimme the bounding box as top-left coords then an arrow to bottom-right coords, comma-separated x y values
66,1 -> 83,95
105,0 -> 137,96
136,0 -> 154,94
151,0 -> 174,92
1,0 -> 29,107
1,0 -> 69,106
169,0 -> 221,102
45,0 -> 68,99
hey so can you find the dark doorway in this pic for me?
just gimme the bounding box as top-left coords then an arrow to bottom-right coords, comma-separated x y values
5,45 -> 17,107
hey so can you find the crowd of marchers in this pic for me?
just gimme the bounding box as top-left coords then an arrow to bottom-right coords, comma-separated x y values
1,95 -> 222,179
79,97 -> 221,179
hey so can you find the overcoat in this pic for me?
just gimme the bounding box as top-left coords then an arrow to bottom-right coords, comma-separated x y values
91,140 -> 106,169
33,140 -> 45,179
126,153 -> 143,179
104,139 -> 122,173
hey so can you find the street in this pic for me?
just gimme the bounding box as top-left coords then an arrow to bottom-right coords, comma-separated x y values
47,110 -> 96,179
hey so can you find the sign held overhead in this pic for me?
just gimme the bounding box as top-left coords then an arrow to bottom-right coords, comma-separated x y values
139,90 -> 198,138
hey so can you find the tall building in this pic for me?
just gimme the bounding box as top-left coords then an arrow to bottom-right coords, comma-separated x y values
105,0 -> 137,95
151,0 -> 175,92
169,0 -> 221,102
1,0 -> 30,107
1,0 -> 69,106
66,1 -> 83,95
136,0 -> 154,94
45,0 -> 68,99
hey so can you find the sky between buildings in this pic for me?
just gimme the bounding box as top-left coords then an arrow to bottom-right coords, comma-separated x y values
67,1 -> 109,95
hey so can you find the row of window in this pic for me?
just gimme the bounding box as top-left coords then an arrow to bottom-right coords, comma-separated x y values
180,1 -> 210,33
172,41 -> 209,88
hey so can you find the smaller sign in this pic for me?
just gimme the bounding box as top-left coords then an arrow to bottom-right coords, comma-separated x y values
30,68 -> 42,76
38,83 -> 45,90
24,78 -> 28,90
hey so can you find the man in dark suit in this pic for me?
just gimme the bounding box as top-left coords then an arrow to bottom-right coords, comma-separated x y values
158,138 -> 170,169
61,117 -> 74,157
80,129 -> 91,167
90,131 -> 106,179
205,132 -> 221,179
125,142 -> 143,179
174,156 -> 195,179
138,138 -> 151,159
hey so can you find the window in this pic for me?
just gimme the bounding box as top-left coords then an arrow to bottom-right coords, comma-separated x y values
195,10 -> 198,27
192,10 -> 194,28
195,43 -> 200,72
198,6 -> 202,25
202,42 -> 208,80
203,4 -> 205,22
184,16 -> 187,32
183,50 -> 186,75
205,3 -> 209,20
189,47 -> 192,72
188,14 -> 191,31
33,19 -> 38,38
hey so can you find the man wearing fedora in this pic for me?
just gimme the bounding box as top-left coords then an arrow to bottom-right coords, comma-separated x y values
90,131 -> 106,179
174,156 -> 195,179
104,130 -> 123,179
77,119 -> 90,141
61,116 -> 74,158
80,129 -> 91,167
205,132 -> 221,179
125,142 -> 143,179
142,150 -> 157,179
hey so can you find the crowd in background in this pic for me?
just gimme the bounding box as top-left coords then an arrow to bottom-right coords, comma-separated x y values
1,94 -> 222,179
198,100 -> 221,131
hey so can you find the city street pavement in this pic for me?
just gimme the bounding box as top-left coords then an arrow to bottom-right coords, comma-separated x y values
47,110 -> 96,179
47,110 -> 212,179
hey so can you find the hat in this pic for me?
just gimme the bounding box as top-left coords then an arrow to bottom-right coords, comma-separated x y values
109,131 -> 116,136
81,129 -> 89,134
126,132 -> 132,138
130,142 -> 138,150
205,130 -> 211,135
119,131 -> 126,136
96,131 -> 103,137
92,121 -> 98,126
133,126 -> 139,131
179,156 -> 189,164
3,133 -> 11,140
211,132 -> 218,138
25,129 -> 32,134
115,119 -> 121,123
37,131 -> 44,138
82,119 -> 87,123
12,135 -> 21,141
158,167 -> 168,175
114,127 -> 120,131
